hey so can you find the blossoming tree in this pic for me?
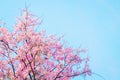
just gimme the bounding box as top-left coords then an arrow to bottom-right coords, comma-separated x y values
0,9 -> 91,80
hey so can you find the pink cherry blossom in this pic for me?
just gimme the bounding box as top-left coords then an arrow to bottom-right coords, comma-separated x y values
0,9 -> 91,80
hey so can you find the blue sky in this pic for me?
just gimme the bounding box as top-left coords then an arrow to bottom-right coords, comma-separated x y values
0,0 -> 120,80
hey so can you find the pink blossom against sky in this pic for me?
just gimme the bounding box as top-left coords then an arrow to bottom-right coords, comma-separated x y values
0,0 -> 120,80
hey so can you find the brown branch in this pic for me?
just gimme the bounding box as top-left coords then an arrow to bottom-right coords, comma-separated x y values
25,52 -> 36,80
10,60 -> 16,78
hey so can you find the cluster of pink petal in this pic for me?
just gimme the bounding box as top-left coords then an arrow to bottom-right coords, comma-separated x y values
0,10 -> 91,80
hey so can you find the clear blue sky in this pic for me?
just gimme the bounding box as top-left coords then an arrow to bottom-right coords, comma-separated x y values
0,0 -> 120,80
